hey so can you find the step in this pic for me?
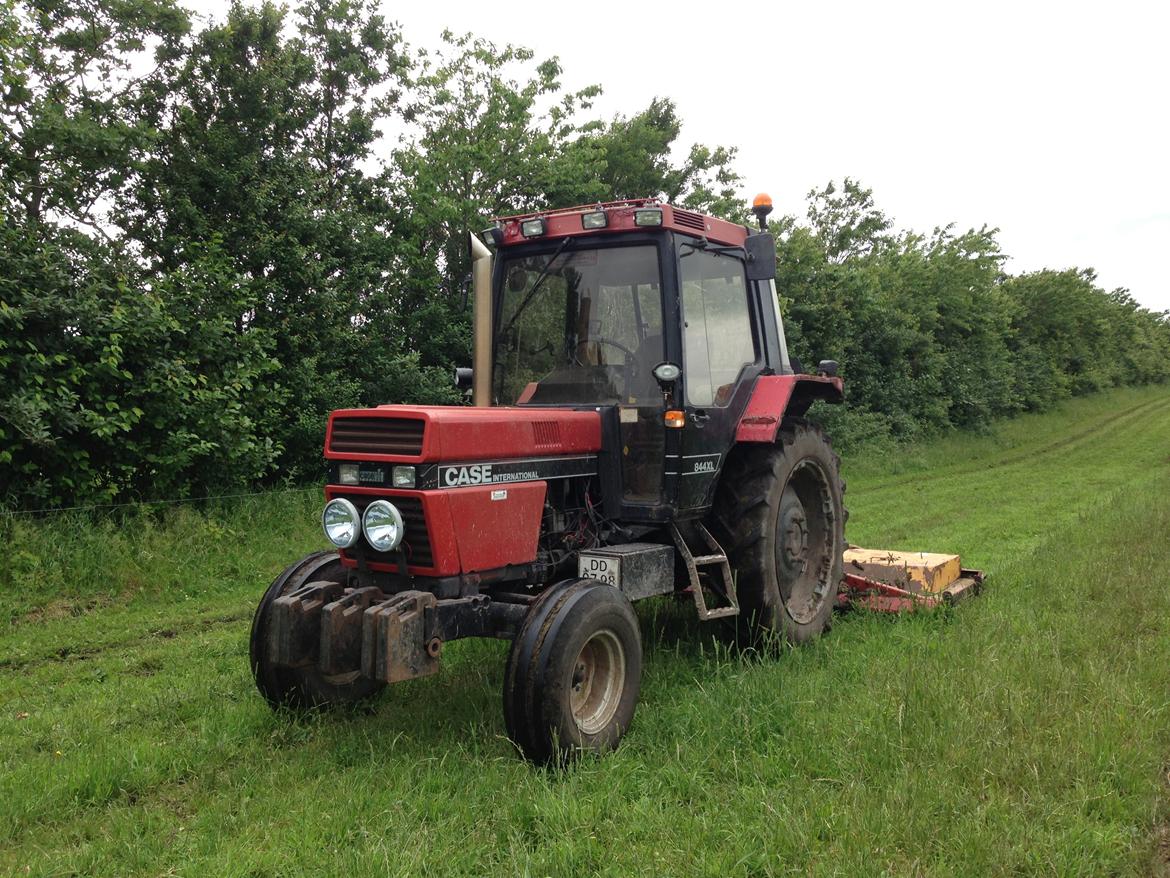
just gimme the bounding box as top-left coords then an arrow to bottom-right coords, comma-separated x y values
699,606 -> 740,620
691,554 -> 728,566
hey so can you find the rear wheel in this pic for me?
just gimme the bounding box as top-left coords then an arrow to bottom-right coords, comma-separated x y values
712,419 -> 845,645
503,579 -> 642,764
250,551 -> 384,709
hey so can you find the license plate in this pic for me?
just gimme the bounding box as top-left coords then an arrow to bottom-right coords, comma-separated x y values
578,553 -> 620,587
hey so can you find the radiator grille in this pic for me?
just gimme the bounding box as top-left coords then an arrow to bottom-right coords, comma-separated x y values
329,417 -> 424,456
339,493 -> 433,568
672,208 -> 707,231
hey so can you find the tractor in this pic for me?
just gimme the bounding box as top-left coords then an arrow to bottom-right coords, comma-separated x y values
250,195 -> 982,763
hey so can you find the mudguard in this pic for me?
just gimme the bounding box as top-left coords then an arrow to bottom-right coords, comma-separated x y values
735,374 -> 845,443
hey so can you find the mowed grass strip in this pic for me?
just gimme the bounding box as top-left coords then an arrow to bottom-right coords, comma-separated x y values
1,385 -> 1168,876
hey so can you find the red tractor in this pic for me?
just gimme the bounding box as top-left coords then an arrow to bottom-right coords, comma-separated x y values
250,196 -> 980,763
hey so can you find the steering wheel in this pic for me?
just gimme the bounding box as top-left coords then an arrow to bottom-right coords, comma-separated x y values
585,336 -> 636,361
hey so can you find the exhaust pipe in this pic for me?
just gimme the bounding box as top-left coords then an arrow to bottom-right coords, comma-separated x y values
469,233 -> 493,407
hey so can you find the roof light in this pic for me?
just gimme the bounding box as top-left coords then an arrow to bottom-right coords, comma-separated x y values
634,208 -> 663,227
581,210 -> 607,230
520,218 -> 546,237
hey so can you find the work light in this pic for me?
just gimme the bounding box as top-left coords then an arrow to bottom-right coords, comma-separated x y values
362,500 -> 405,552
322,498 -> 360,548
520,218 -> 546,237
581,210 -> 607,229
633,208 -> 663,227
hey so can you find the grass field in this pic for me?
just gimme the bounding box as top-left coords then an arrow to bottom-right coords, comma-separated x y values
3,385 -> 1170,876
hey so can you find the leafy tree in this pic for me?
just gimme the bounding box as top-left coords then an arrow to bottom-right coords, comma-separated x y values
805,178 -> 894,264
124,0 -> 446,476
0,0 -> 188,232
579,97 -> 742,218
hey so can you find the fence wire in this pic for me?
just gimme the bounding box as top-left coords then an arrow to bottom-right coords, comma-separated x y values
0,485 -> 319,519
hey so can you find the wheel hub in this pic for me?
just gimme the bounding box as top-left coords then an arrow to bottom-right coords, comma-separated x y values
783,508 -> 808,567
569,629 -> 626,736
774,461 -> 836,626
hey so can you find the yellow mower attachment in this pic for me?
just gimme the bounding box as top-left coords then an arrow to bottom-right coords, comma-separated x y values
840,547 -> 984,612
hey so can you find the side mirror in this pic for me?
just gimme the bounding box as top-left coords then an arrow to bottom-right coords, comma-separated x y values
817,360 -> 839,378
744,233 -> 777,282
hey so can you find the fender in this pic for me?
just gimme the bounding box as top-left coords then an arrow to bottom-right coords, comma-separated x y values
734,374 -> 845,443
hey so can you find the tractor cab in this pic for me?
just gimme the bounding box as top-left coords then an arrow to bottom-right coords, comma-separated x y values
480,200 -> 786,522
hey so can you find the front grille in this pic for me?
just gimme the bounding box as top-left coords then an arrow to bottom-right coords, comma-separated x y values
672,208 -> 707,231
340,493 -> 434,568
330,417 -> 424,456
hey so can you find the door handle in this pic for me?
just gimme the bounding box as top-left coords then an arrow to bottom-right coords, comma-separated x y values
691,410 -> 710,426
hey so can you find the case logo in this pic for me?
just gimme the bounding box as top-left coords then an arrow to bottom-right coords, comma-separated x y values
442,464 -> 493,486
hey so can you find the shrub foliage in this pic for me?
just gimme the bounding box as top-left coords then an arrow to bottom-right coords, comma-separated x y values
1,2 -> 1167,508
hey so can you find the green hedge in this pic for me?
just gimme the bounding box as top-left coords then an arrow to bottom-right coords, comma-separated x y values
1,2 -> 1166,509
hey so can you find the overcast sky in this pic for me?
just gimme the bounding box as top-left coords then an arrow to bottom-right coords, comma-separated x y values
191,0 -> 1169,312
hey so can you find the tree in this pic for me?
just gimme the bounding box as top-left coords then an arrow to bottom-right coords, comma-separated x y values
0,0 -> 189,233
124,0 -> 443,476
805,178 -> 894,264
584,97 -> 742,218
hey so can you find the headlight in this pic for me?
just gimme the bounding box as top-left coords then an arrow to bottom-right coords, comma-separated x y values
322,498 -> 360,548
338,463 -> 360,485
362,500 -> 404,552
391,465 -> 415,488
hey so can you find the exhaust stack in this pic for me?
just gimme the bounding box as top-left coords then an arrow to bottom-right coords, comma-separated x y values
469,233 -> 493,407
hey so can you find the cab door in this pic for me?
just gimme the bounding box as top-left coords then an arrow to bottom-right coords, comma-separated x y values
674,247 -> 762,512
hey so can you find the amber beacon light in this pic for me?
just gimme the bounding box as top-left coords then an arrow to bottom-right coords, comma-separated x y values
751,192 -> 774,230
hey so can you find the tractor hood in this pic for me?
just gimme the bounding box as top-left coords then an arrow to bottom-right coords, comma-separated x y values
324,405 -> 602,464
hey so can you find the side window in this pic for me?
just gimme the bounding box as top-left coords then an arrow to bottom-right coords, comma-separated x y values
679,249 -> 757,406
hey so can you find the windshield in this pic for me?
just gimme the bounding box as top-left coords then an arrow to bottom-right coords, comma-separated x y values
494,244 -> 664,405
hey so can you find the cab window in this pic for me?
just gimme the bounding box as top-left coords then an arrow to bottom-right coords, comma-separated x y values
679,248 -> 756,406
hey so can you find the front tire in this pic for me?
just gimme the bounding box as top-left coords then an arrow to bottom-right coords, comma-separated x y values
712,419 -> 846,645
503,579 -> 642,764
250,551 -> 384,709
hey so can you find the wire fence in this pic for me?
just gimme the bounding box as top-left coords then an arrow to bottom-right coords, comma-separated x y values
0,485 -> 320,519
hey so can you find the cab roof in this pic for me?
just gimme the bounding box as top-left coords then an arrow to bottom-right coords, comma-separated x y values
492,199 -> 749,248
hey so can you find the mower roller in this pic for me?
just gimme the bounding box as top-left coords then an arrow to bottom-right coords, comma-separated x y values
250,194 -> 984,763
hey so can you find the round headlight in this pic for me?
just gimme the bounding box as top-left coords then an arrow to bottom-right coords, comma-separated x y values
362,500 -> 404,553
322,498 -> 360,548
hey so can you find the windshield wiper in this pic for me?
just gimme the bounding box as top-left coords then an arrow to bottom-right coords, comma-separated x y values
679,237 -> 746,260
500,236 -> 574,338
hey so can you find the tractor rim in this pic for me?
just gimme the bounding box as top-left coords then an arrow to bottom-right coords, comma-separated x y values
569,628 -> 626,735
775,459 -> 836,626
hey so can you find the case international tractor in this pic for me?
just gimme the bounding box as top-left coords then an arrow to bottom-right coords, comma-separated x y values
249,196 -> 982,763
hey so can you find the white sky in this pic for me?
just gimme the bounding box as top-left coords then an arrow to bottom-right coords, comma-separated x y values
188,0 -> 1170,312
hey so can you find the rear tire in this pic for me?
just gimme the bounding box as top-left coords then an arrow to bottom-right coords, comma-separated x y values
712,419 -> 845,645
503,579 -> 642,764
250,551 -> 384,710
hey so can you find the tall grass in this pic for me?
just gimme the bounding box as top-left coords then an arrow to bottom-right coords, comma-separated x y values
2,385 -> 1169,876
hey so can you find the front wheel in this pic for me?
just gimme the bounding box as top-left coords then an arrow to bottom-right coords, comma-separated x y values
503,579 -> 642,764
